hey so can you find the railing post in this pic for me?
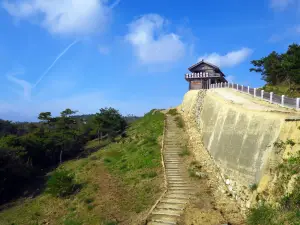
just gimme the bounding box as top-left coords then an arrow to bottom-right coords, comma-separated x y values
261,90 -> 264,99
237,84 -> 239,91
242,85 -> 244,92
270,92 -> 273,103
281,95 -> 285,106
297,98 -> 300,110
248,86 -> 250,94
254,88 -> 256,97
232,83 -> 234,89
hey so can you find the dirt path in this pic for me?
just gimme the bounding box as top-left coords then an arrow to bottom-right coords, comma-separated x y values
146,115 -> 196,225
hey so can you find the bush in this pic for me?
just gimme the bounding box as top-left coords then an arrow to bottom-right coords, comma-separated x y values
174,116 -> 184,128
167,109 -> 178,116
179,146 -> 190,157
246,203 -> 278,225
249,183 -> 258,192
46,169 -> 80,197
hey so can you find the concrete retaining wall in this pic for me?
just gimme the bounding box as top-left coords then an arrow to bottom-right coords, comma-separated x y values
180,89 -> 300,206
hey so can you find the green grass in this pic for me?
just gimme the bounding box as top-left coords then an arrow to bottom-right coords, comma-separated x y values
0,110 -> 165,225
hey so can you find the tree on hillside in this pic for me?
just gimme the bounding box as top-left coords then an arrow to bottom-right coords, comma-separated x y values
94,107 -> 127,143
250,44 -> 300,90
56,109 -> 78,164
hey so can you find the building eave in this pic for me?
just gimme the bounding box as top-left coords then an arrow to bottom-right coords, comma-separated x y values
188,60 -> 220,72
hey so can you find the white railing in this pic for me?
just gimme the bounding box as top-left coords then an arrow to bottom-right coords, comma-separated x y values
210,82 -> 300,110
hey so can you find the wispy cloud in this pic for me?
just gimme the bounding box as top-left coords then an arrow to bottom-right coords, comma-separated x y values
270,0 -> 295,11
7,72 -> 32,101
269,25 -> 300,42
2,0 -> 112,36
125,14 -> 186,65
198,48 -> 253,68
109,0 -> 121,9
33,39 -> 79,88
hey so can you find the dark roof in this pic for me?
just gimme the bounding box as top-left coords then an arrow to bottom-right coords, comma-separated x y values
188,60 -> 220,72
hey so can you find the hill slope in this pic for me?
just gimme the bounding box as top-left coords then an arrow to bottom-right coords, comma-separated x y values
0,110 -> 164,225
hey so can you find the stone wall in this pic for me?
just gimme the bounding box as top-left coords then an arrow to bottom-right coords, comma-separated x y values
179,89 -> 300,208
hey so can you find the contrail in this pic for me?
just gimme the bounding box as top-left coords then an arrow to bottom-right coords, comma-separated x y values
33,39 -> 79,88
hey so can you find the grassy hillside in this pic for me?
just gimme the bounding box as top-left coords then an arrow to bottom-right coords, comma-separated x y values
262,84 -> 300,98
0,110 -> 164,225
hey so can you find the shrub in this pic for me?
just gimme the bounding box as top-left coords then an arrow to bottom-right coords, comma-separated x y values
246,203 -> 278,225
167,108 -> 178,116
249,183 -> 258,192
174,116 -> 184,128
46,169 -> 80,197
179,146 -> 190,157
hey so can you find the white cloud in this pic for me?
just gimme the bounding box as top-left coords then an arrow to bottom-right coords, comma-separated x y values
270,0 -> 295,10
198,48 -> 253,68
125,14 -> 185,64
2,0 -> 112,36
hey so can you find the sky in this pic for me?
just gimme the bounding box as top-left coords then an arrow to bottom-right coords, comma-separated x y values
0,0 -> 300,121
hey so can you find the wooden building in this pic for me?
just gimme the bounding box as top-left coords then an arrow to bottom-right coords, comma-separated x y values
185,60 -> 227,90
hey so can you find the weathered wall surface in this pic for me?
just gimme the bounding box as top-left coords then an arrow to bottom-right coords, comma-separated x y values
180,89 -> 300,207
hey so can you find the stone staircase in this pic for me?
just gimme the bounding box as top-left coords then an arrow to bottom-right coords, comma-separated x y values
147,115 -> 196,225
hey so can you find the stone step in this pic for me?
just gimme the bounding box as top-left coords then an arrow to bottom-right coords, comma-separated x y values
149,214 -> 178,225
168,182 -> 187,185
156,202 -> 185,210
165,193 -> 192,199
152,209 -> 181,217
168,190 -> 195,195
164,158 -> 181,160
166,175 -> 187,178
167,177 -> 186,181
147,221 -> 174,225
147,221 -> 172,225
168,187 -> 195,191
160,198 -> 188,204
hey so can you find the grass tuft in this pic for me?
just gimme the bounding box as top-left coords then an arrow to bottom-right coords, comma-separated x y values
174,116 -> 184,128
178,146 -> 190,157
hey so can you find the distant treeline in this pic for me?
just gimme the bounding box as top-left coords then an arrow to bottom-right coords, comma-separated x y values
0,107 -> 135,205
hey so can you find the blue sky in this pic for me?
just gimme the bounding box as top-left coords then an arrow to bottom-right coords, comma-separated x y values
0,0 -> 299,121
